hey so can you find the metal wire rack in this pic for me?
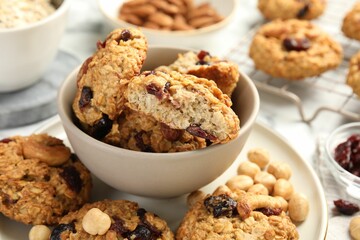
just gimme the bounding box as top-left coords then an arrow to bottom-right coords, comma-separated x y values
225,0 -> 360,123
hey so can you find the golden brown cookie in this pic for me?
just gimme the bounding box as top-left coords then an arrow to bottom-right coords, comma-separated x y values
249,19 -> 343,80
50,199 -> 174,239
72,28 -> 148,141
258,0 -> 326,20
125,70 -> 240,144
342,2 -> 360,41
117,108 -> 207,152
0,134 -> 92,225
347,51 -> 360,97
176,189 -> 299,239
156,50 -> 239,97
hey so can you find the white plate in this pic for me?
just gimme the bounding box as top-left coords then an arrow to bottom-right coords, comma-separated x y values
0,116 -> 327,239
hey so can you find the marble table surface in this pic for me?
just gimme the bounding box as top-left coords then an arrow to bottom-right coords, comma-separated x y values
0,0 -> 359,239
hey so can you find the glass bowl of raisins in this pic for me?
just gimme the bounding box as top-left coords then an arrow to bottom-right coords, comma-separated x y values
325,122 -> 360,199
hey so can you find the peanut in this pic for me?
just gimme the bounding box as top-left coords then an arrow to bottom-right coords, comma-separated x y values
350,216 -> 360,240
288,193 -> 309,222
248,148 -> 270,169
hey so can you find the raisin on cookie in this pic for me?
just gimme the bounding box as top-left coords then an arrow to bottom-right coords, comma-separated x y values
125,70 -> 240,144
176,188 -> 299,240
347,51 -> 360,97
0,134 -> 92,225
249,19 -> 343,80
156,50 -> 239,97
342,2 -> 360,41
117,108 -> 206,152
72,28 -> 148,141
258,0 -> 326,20
50,199 -> 174,239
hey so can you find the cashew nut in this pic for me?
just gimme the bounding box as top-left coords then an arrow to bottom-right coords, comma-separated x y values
212,185 -> 232,196
237,194 -> 284,220
29,225 -> 51,240
237,161 -> 261,178
22,134 -> 71,166
187,190 -> 206,208
226,175 -> 254,191
247,148 -> 270,169
247,183 -> 269,195
267,161 -> 292,180
288,193 -> 309,222
274,196 -> 288,212
272,179 -> 294,200
350,216 -> 360,240
254,171 -> 277,193
82,208 -> 111,235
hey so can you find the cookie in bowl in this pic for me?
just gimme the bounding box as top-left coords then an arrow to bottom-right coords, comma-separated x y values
257,0 -> 326,20
125,70 -> 240,144
0,134 -> 92,225
156,50 -> 239,97
49,199 -> 174,239
72,28 -> 148,142
249,19 -> 343,80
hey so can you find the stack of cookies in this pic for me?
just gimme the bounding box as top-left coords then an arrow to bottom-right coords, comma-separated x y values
72,28 -> 241,153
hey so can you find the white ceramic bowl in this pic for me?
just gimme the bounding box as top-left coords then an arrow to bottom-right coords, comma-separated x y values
325,122 -> 360,199
0,0 -> 70,92
57,46 -> 259,198
97,0 -> 238,49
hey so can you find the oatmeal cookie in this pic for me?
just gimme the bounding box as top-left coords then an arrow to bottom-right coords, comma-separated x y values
50,199 -> 174,239
72,28 -> 148,141
257,0 -> 326,20
342,2 -> 360,41
117,108 -> 207,152
156,50 -> 239,97
176,189 -> 299,240
249,19 -> 343,80
0,134 -> 92,225
347,51 -> 360,97
125,70 -> 240,144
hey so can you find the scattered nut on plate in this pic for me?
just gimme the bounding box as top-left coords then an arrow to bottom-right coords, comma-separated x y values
118,0 -> 224,31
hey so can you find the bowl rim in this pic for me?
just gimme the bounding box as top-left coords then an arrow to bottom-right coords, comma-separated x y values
97,0 -> 239,36
57,46 -> 259,158
325,122 -> 360,182
0,0 -> 70,33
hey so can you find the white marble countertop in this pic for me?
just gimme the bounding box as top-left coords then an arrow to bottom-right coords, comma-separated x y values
0,0 -> 359,239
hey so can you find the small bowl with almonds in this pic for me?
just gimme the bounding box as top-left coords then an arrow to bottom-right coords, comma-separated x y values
97,0 -> 238,48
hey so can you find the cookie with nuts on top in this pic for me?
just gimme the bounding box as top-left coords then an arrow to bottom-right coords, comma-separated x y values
342,2 -> 360,41
0,134 -> 92,225
156,50 -> 240,97
346,51 -> 360,97
257,0 -> 326,20
50,199 -> 174,239
72,28 -> 148,142
176,187 -> 299,240
249,19 -> 343,80
117,108 -> 206,152
125,70 -> 240,144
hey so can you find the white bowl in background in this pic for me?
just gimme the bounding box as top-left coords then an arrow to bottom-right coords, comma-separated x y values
0,0 -> 70,92
57,46 -> 259,198
97,0 -> 238,49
